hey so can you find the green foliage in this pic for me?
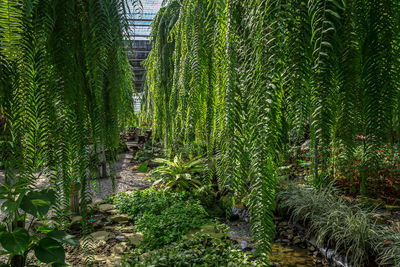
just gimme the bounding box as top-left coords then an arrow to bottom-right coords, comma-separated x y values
277,183 -> 400,266
137,161 -> 149,173
373,225 -> 400,267
113,188 -> 209,249
143,0 -> 400,255
0,0 -> 138,231
0,184 -> 79,266
127,233 -> 260,266
150,155 -> 206,191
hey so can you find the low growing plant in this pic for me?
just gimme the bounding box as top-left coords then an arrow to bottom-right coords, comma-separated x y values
126,233 -> 260,266
0,181 -> 79,266
277,183 -> 399,266
112,188 -> 209,249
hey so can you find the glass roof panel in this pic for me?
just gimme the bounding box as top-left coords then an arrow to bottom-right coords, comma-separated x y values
128,0 -> 163,40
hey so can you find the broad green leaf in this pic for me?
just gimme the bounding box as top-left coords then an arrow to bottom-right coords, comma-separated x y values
1,200 -> 18,215
34,238 -> 65,264
47,231 -> 79,246
0,228 -> 30,255
20,189 -> 57,218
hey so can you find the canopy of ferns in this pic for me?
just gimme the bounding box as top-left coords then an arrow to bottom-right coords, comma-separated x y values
0,0 -> 137,227
143,0 -> 400,255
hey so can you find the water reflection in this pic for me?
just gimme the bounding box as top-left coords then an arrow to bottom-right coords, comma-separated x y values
270,243 -> 323,266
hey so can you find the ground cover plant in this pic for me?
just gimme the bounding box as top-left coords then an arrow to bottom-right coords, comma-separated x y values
112,188 -> 209,249
127,233 -> 260,266
277,183 -> 400,266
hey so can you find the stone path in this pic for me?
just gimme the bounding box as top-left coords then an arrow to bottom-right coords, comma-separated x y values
0,141 -> 151,221
89,142 -> 151,199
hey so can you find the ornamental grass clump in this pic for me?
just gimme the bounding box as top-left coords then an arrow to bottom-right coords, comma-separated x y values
277,183 -> 399,266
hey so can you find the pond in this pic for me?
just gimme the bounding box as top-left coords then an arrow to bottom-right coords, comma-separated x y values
228,221 -> 326,266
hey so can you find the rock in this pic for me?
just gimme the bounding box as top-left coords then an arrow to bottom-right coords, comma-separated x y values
140,252 -> 150,261
120,225 -> 137,233
126,233 -> 143,246
308,244 -> 316,252
87,202 -> 98,211
108,209 -> 119,215
278,222 -> 288,228
287,234 -> 294,240
287,229 -> 294,235
94,255 -> 107,263
111,243 -> 127,254
70,216 -> 82,230
116,235 -> 127,241
111,214 -> 130,224
99,204 -> 114,213
89,231 -> 114,242
71,216 -> 82,225
93,198 -> 105,205
93,220 -> 103,229
106,255 -> 122,266
239,241 -> 252,251
293,236 -> 302,245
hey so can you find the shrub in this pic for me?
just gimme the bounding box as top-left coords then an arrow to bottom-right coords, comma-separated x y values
126,233 -> 260,266
112,188 -> 209,249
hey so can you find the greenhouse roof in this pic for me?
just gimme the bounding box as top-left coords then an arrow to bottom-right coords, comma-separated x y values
128,0 -> 163,40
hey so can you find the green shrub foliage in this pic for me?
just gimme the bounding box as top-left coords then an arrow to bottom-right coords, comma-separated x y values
113,188 -> 209,249
0,0 -> 138,225
143,0 -> 399,254
127,233 -> 260,266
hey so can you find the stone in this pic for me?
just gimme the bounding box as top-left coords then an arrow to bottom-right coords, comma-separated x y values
71,216 -> 82,225
239,241 -> 252,251
94,255 -> 107,262
287,234 -> 294,240
140,252 -> 150,261
93,220 -> 103,229
307,244 -> 316,252
126,233 -> 143,246
293,236 -> 302,245
111,243 -> 127,254
278,221 -> 288,228
108,209 -> 119,215
120,225 -> 137,233
99,203 -> 114,213
116,235 -> 127,241
70,216 -> 82,230
93,198 -> 105,205
89,231 -> 114,242
106,255 -> 123,266
111,214 -> 130,224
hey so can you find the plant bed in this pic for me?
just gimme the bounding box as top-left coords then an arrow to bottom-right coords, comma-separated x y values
277,183 -> 400,267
